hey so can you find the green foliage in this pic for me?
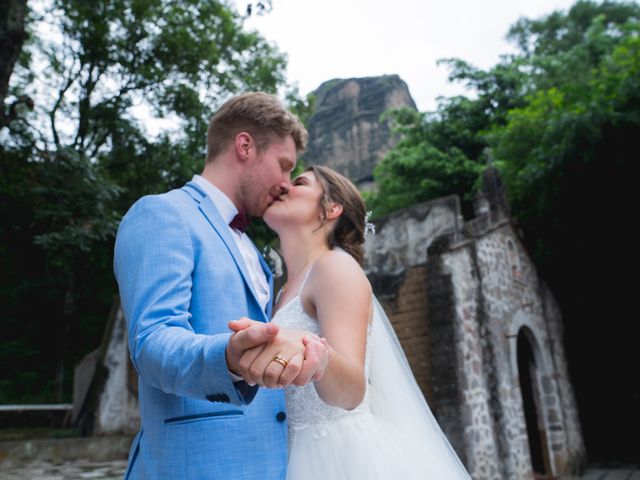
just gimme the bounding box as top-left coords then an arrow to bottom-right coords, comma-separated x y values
368,108 -> 484,216
367,58 -> 528,217
285,87 -> 316,130
0,0 -> 288,402
490,8 -> 640,214
369,0 -> 640,223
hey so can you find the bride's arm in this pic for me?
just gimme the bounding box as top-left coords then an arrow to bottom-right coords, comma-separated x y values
304,251 -> 371,410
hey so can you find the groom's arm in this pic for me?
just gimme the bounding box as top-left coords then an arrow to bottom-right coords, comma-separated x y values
114,194 -> 273,406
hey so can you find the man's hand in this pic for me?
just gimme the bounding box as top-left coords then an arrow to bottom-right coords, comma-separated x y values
225,317 -> 279,377
228,319 -> 330,388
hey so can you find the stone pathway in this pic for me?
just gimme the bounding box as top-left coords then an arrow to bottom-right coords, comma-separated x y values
577,468 -> 640,480
1,461 -> 637,479
1,459 -> 127,479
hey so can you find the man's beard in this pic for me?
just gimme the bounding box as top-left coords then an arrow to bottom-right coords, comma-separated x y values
238,178 -> 266,218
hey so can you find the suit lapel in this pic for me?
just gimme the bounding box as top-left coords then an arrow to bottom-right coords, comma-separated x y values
253,244 -> 274,319
183,181 -> 268,323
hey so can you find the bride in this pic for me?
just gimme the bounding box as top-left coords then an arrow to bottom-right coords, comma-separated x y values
233,165 -> 471,479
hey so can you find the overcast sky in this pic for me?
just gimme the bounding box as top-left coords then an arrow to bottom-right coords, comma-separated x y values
241,0 -> 581,111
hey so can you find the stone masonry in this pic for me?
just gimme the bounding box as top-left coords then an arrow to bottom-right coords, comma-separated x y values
364,167 -> 586,479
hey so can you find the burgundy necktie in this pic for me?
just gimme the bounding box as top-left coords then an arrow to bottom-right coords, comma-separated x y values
229,210 -> 250,232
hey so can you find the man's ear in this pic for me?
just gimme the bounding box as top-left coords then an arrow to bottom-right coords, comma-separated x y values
234,132 -> 253,161
325,202 -> 343,220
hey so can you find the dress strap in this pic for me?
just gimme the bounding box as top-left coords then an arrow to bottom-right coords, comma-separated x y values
297,261 -> 316,295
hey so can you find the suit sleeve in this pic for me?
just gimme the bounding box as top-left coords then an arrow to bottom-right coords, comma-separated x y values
114,194 -> 258,406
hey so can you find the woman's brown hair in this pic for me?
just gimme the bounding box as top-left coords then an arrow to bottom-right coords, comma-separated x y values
306,165 -> 366,266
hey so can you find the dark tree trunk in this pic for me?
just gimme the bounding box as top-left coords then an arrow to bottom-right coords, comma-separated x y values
0,0 -> 28,121
56,276 -> 76,401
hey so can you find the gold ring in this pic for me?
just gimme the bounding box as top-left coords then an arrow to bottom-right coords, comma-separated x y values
271,354 -> 288,368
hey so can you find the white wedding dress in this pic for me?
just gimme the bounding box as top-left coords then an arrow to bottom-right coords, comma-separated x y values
272,258 -> 471,480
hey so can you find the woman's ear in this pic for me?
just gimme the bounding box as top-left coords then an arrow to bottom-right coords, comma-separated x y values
325,202 -> 343,220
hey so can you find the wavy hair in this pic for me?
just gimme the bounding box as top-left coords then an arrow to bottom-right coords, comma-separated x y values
306,165 -> 366,265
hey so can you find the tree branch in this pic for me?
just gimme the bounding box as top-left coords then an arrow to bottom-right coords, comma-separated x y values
50,61 -> 81,149
74,62 -> 103,151
2,94 -> 33,127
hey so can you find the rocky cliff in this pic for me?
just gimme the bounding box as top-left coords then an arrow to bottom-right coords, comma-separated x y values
304,75 -> 417,186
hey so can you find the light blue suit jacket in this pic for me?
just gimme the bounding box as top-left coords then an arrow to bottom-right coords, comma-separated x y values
114,181 -> 288,479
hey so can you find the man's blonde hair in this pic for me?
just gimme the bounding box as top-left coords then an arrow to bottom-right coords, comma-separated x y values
206,92 -> 308,163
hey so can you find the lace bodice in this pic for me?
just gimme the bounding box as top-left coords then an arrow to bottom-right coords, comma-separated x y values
271,282 -> 372,438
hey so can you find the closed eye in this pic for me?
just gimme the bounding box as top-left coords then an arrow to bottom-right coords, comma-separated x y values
281,158 -> 295,174
293,177 -> 310,186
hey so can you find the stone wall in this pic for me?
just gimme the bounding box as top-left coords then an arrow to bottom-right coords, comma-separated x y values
94,307 -> 140,435
365,167 -> 586,479
73,299 -> 139,436
372,265 -> 433,400
364,195 -> 461,276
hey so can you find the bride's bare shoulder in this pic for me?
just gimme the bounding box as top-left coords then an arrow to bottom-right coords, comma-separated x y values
298,249 -> 372,330
311,249 -> 371,292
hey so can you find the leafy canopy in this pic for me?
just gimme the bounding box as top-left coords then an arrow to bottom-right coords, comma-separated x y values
0,0 -> 290,402
368,1 -> 640,223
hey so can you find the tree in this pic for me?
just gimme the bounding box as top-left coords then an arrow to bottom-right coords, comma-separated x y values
368,50 -> 531,218
367,107 -> 484,217
488,7 -> 640,258
0,0 -> 289,402
0,0 -> 29,127
369,1 -> 639,221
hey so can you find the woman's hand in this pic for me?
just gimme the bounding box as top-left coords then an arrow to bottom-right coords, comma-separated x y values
228,319 -> 329,388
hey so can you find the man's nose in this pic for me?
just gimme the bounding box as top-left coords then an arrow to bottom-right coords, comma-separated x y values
279,181 -> 291,194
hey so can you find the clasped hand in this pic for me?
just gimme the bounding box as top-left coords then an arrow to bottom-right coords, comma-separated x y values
226,318 -> 329,388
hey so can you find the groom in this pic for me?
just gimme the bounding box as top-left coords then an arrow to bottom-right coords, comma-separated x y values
114,92 -> 328,479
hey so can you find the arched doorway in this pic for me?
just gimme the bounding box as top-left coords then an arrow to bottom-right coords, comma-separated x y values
517,328 -> 552,478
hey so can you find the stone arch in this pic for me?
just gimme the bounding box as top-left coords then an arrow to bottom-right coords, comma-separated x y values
517,328 -> 551,476
507,313 -> 557,478
508,311 -> 551,378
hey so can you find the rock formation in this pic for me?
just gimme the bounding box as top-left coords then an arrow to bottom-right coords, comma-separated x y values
304,75 -> 417,186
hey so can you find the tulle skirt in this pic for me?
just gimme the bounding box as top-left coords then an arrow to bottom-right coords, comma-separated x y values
286,410 -> 467,479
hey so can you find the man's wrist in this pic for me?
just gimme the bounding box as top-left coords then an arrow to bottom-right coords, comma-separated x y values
225,342 -> 242,381
228,368 -> 244,382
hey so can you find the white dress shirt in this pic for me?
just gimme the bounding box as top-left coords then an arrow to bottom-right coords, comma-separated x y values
192,174 -> 270,311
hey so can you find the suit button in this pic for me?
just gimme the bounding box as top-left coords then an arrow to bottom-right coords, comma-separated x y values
276,412 -> 286,422
206,394 -> 220,402
220,394 -> 230,403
